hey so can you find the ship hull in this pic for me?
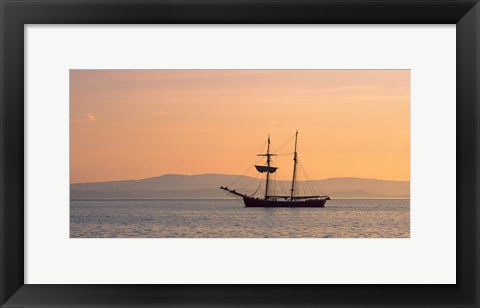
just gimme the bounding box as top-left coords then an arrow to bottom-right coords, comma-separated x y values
243,197 -> 327,208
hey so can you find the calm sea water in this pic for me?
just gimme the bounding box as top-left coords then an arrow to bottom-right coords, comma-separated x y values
70,199 -> 409,238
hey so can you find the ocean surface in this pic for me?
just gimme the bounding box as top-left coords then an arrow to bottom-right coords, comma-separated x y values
70,199 -> 409,238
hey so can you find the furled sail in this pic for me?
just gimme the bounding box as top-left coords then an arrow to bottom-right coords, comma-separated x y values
255,165 -> 278,173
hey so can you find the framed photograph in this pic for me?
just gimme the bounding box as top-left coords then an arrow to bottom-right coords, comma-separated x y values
1,0 -> 479,307
69,68 -> 411,239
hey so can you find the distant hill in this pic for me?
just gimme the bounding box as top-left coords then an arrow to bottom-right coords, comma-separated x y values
71,174 -> 409,199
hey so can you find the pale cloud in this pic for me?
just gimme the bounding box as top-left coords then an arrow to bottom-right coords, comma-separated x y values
74,112 -> 96,123
355,95 -> 410,101
130,110 -> 168,121
268,120 -> 280,126
152,110 -> 169,116
299,85 -> 378,94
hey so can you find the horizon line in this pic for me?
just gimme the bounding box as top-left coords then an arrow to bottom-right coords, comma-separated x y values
71,173 -> 411,185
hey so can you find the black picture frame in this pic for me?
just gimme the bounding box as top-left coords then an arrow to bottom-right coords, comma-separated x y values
1,0 -> 479,307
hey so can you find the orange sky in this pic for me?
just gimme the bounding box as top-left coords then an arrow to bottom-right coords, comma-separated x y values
70,70 -> 410,183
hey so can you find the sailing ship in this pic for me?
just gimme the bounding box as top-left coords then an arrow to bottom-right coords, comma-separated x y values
220,131 -> 330,207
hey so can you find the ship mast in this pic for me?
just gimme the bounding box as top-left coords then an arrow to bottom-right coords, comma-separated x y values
290,130 -> 298,201
255,134 -> 277,199
265,134 -> 271,199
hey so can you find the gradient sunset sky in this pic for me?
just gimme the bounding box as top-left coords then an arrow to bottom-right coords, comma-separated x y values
70,70 -> 410,183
